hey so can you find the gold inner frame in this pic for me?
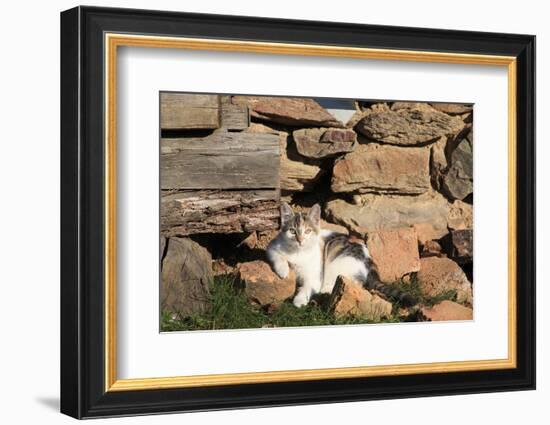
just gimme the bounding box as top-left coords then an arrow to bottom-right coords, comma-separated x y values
104,33 -> 517,392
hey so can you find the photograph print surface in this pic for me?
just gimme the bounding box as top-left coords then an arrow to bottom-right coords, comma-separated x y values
159,93 -> 474,332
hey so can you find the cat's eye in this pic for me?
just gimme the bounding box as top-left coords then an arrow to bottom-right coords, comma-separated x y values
305,229 -> 312,234
289,229 -> 296,235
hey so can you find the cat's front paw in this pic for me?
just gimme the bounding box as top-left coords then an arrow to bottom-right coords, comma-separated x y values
293,294 -> 309,308
273,262 -> 290,279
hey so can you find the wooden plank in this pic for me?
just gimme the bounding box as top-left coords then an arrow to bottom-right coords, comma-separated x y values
220,103 -> 250,130
161,189 -> 280,235
160,93 -> 220,130
161,132 -> 280,190
220,95 -> 232,104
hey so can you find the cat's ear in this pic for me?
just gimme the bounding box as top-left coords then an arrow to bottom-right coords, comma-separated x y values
308,204 -> 321,227
280,202 -> 293,226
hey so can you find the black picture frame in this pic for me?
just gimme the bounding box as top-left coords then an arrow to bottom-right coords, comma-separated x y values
60,5 -> 536,419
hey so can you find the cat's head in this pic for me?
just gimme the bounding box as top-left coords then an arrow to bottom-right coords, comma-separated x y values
280,202 -> 321,247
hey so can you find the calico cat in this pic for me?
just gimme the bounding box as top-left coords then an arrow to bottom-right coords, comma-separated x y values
266,202 -> 374,307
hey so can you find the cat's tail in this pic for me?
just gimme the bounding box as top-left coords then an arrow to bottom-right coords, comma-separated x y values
363,263 -> 417,307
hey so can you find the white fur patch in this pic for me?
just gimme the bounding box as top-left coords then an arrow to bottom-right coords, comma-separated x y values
321,256 -> 368,294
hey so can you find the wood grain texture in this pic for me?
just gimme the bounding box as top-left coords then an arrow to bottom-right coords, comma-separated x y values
161,189 -> 280,235
221,103 -> 250,130
160,92 -> 220,130
161,132 -> 280,189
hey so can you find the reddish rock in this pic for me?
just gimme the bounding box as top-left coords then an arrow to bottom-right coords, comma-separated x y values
212,258 -> 237,276
417,257 -> 472,304
390,102 -> 426,111
322,128 -> 357,143
321,219 -> 349,235
420,240 -> 444,258
245,122 -> 322,192
237,232 -> 258,249
325,192 -> 450,234
355,102 -> 464,146
237,260 -> 296,306
330,276 -> 392,320
430,103 -> 473,115
430,136 -> 448,190
412,223 -> 448,245
345,110 -> 367,128
279,157 -> 323,192
366,227 -> 421,283
447,200 -> 473,230
255,229 -> 279,250
421,300 -> 473,321
431,136 -> 448,169
414,222 -> 447,258
244,122 -> 287,143
232,96 -> 343,127
332,143 -> 431,194
293,127 -> 356,158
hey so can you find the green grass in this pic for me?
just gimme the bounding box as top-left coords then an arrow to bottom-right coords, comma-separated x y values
383,273 -> 459,317
161,273 -> 462,332
161,275 -> 401,332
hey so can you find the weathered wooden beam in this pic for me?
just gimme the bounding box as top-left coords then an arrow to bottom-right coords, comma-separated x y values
161,132 -> 280,190
160,92 -> 220,130
220,103 -> 250,130
161,190 -> 280,236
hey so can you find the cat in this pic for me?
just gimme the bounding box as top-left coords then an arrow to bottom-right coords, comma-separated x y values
266,202 -> 374,307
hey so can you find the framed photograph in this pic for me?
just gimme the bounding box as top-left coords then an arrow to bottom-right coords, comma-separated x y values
60,6 -> 536,419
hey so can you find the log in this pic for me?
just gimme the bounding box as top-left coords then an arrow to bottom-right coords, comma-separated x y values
161,132 -> 280,190
161,190 -> 280,236
160,92 -> 220,130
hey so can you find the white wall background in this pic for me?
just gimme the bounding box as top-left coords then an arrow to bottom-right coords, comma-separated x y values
0,1 -> 545,423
